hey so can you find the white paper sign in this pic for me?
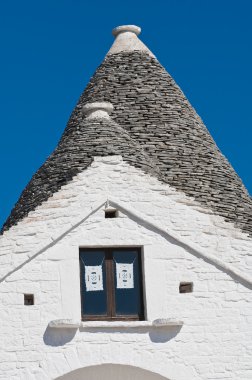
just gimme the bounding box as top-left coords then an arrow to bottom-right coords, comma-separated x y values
85,265 -> 103,291
116,263 -> 134,289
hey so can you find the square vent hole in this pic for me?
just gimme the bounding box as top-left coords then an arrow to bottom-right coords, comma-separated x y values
24,294 -> 34,305
179,282 -> 193,293
105,209 -> 118,218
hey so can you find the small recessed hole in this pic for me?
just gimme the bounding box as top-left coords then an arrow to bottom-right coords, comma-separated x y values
105,209 -> 118,218
24,294 -> 34,305
179,282 -> 193,293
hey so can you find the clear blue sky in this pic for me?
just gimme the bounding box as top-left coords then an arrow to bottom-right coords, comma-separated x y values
0,0 -> 251,228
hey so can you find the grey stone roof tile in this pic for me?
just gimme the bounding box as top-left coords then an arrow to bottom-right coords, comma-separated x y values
2,49 -> 252,236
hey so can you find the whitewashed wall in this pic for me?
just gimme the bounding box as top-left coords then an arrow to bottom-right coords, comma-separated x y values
0,156 -> 251,380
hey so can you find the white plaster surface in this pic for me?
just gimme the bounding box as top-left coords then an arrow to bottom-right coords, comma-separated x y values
83,102 -> 113,120
49,319 -> 183,329
49,320 -> 81,329
112,25 -> 141,37
0,156 -> 252,380
56,364 -> 168,380
107,25 -> 156,57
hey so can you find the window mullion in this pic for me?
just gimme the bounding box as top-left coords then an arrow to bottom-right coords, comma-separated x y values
106,249 -> 115,318
110,249 -> 116,317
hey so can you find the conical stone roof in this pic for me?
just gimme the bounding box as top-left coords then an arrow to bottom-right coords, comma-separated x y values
2,26 -> 252,236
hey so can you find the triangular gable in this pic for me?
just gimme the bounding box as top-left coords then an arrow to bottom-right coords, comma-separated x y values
1,197 -> 251,289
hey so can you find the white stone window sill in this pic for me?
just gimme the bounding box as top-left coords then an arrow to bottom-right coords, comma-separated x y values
49,318 -> 183,329
49,319 -> 80,329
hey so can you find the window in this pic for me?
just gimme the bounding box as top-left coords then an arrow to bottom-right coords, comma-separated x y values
79,247 -> 144,321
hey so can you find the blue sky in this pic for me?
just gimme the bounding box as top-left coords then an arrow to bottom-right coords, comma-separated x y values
0,0 -> 251,228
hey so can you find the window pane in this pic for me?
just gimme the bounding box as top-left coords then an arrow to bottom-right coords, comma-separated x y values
113,249 -> 143,318
80,250 -> 107,317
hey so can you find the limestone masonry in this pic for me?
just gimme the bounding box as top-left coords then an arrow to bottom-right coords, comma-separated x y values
0,25 -> 251,380
2,30 -> 252,236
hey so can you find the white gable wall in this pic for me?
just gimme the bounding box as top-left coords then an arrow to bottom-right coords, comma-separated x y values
0,156 -> 251,380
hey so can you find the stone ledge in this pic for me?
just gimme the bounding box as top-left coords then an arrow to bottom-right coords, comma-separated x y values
48,319 -> 81,329
49,318 -> 183,329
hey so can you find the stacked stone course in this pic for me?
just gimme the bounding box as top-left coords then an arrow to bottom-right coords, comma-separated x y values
2,51 -> 252,236
0,24 -> 251,380
0,156 -> 252,380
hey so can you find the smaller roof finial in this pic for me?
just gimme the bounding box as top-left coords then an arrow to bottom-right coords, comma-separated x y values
83,102 -> 114,120
112,25 -> 141,37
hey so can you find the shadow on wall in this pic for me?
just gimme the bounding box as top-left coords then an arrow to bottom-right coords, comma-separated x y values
43,324 -> 182,347
43,326 -> 78,346
78,325 -> 182,343
149,325 -> 182,343
55,363 -> 169,380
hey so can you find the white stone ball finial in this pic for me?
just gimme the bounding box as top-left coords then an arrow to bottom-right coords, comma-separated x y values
83,102 -> 114,120
107,25 -> 155,57
112,25 -> 141,37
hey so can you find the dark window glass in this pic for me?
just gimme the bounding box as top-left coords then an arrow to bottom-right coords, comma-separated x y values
79,247 -> 144,321
80,250 -> 107,317
113,249 -> 143,317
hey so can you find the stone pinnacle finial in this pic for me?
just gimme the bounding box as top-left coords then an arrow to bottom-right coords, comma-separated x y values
107,25 -> 155,58
112,25 -> 141,37
83,102 -> 114,119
